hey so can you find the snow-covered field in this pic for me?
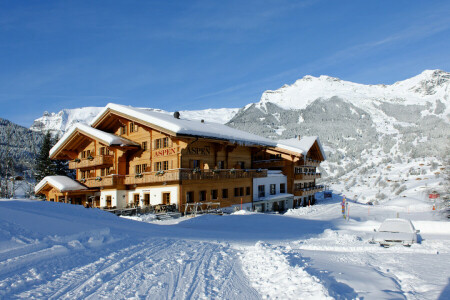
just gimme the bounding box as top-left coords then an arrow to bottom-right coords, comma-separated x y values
1,189 -> 449,299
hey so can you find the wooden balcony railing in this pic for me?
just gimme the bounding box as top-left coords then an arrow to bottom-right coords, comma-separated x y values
80,175 -> 124,188
253,159 -> 285,169
125,170 -> 181,185
69,155 -> 114,169
294,172 -> 321,180
180,168 -> 267,181
294,185 -> 324,196
124,168 -> 268,186
301,159 -> 321,167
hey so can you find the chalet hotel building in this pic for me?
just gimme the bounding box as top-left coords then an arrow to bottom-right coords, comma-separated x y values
35,103 -> 325,213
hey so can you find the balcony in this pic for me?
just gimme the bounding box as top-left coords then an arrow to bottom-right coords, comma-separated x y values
81,175 -> 124,188
294,172 -> 321,180
294,185 -> 324,197
180,168 -> 267,181
124,168 -> 268,186
125,170 -> 181,185
69,155 -> 114,169
253,159 -> 285,169
301,158 -> 321,167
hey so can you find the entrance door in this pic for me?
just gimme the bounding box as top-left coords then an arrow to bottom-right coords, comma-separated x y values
134,194 -> 140,207
162,192 -> 170,205
144,194 -> 150,206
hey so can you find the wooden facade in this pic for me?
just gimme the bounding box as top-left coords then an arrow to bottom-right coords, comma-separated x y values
38,105 -> 325,212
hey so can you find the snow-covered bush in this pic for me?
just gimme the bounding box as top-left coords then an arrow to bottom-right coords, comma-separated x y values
395,185 -> 407,195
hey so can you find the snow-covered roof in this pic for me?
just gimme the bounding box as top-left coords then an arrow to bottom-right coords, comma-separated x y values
276,136 -> 326,160
50,123 -> 139,158
91,103 -> 276,147
35,176 -> 88,194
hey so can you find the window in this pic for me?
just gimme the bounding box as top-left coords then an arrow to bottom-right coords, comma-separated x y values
240,187 -> 244,197
192,160 -> 201,169
246,187 -> 251,196
120,125 -> 126,135
199,190 -> 206,201
135,164 -> 147,174
106,196 -> 112,207
155,161 -> 168,171
222,188 -> 228,199
86,150 -> 91,157
101,168 -> 105,176
100,147 -> 105,155
130,123 -> 138,133
280,183 -> 286,193
270,184 -> 276,195
81,151 -> 86,158
238,161 -> 245,169
258,185 -> 265,198
142,142 -> 147,151
162,137 -> 169,148
162,192 -> 170,205
186,191 -> 194,203
218,161 -> 225,169
211,189 -> 218,200
155,137 -> 169,149
234,187 -> 239,197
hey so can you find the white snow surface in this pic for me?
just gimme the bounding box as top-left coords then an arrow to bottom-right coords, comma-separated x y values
49,123 -> 139,158
34,175 -> 87,193
277,136 -> 326,159
91,103 -> 276,147
2,178 -> 450,299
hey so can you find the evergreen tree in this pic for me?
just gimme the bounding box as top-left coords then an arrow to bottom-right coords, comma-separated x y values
34,132 -> 53,182
34,132 -> 74,184
51,134 -> 74,178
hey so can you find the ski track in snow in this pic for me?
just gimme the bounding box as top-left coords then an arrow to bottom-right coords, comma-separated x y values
1,238 -> 260,300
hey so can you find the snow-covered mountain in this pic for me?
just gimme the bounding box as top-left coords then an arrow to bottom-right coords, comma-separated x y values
30,107 -> 239,136
227,69 -> 449,198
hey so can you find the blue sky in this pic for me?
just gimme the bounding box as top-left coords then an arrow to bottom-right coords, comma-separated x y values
1,0 -> 449,127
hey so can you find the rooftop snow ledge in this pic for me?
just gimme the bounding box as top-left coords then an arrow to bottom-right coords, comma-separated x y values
50,123 -> 139,158
35,175 -> 87,194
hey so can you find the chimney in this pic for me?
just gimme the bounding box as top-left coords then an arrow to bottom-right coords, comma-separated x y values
201,119 -> 204,123
173,111 -> 180,119
297,135 -> 301,140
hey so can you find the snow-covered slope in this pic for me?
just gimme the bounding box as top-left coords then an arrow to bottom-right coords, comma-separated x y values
30,107 -> 239,136
227,69 -> 450,196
